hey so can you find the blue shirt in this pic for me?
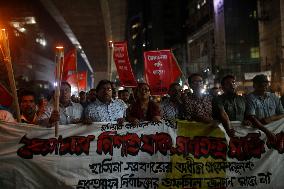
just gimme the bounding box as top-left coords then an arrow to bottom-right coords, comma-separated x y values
85,98 -> 127,122
246,92 -> 284,119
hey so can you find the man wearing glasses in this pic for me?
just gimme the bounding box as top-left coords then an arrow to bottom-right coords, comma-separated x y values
246,74 -> 284,145
38,82 -> 83,127
182,73 -> 215,124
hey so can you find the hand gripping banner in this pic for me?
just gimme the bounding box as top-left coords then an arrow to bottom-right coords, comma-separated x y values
0,119 -> 284,188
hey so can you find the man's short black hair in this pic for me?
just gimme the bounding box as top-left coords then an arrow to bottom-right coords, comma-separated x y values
96,80 -> 112,91
221,75 -> 235,86
118,89 -> 129,96
61,81 -> 71,89
168,83 -> 180,92
89,88 -> 96,93
188,73 -> 202,84
79,91 -> 86,96
19,89 -> 37,104
252,74 -> 269,84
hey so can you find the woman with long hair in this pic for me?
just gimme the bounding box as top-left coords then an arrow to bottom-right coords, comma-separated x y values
127,83 -> 161,125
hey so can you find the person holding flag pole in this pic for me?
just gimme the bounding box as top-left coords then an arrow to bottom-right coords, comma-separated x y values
37,46 -> 83,133
0,29 -> 21,122
54,46 -> 64,136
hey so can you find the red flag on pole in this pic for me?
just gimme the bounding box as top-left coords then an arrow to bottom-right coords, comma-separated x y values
144,50 -> 182,95
66,71 -> 87,92
0,82 -> 13,107
77,71 -> 87,91
61,48 -> 77,81
113,42 -> 137,87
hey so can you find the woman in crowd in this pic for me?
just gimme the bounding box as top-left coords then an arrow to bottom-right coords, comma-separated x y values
127,83 -> 161,125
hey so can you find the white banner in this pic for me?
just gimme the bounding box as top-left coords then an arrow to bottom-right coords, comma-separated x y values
0,119 -> 284,189
244,71 -> 271,81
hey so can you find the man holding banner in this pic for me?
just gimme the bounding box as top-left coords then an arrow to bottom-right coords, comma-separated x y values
38,81 -> 83,127
84,80 -> 127,124
127,82 -> 161,125
18,90 -> 40,124
161,82 -> 183,120
183,73 -> 215,125
212,75 -> 246,137
0,109 -> 16,122
246,74 -> 284,145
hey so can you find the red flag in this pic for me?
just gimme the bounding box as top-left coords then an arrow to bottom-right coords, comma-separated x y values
66,71 -> 87,92
62,48 -> 77,81
144,50 -> 182,95
0,82 -> 13,107
77,71 -> 87,91
113,42 -> 137,87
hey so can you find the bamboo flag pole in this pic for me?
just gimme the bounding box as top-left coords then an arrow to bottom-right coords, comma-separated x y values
75,48 -> 80,94
0,29 -> 21,122
54,46 -> 64,137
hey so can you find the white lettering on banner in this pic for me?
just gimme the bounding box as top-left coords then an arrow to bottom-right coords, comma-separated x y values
152,70 -> 165,75
147,54 -> 167,61
117,60 -> 125,64
114,46 -> 125,58
118,66 -> 128,71
153,61 -> 163,67
114,52 -> 124,58
114,46 -> 124,53
0,119 -> 284,188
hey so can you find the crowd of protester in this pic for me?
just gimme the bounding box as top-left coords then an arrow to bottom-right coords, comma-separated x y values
1,73 -> 284,145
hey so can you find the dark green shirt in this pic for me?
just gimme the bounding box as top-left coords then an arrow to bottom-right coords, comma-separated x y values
213,94 -> 246,122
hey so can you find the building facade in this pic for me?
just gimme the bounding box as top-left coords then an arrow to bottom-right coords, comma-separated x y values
126,0 -> 187,83
186,0 -> 261,90
257,0 -> 284,94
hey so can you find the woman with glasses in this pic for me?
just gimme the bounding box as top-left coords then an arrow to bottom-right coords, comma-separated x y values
127,83 -> 161,125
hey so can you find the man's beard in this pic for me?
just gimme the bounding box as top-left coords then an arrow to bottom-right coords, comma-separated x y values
24,108 -> 36,116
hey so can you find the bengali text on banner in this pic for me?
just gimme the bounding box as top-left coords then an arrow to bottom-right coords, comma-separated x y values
113,42 -> 137,87
144,50 -> 181,95
0,119 -> 284,188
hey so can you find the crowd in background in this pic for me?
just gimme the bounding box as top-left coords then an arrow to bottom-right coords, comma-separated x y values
1,73 -> 284,146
